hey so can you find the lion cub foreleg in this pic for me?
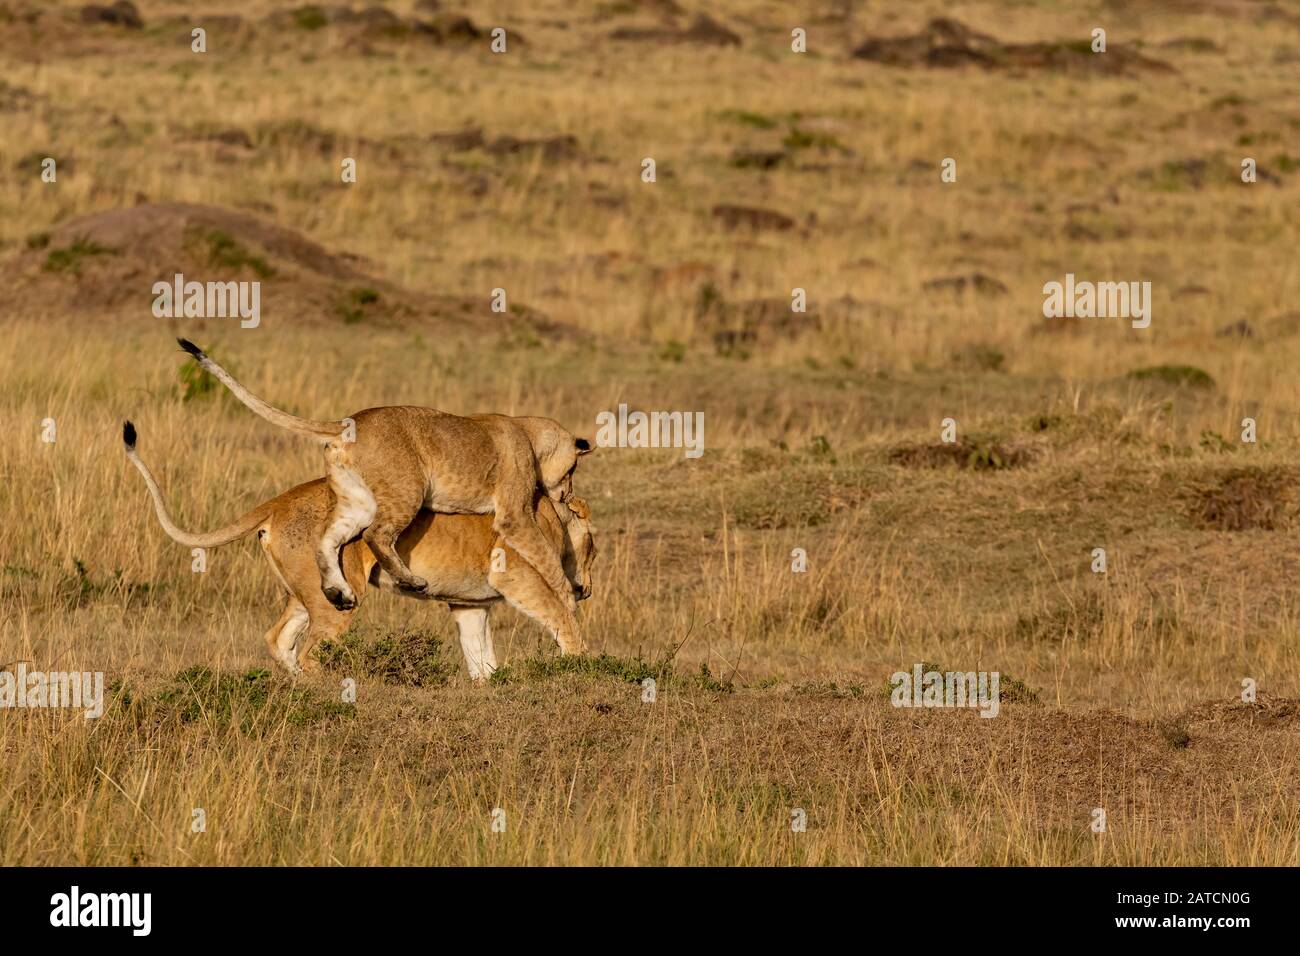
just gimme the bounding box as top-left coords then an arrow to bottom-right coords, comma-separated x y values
359,481 -> 428,594
296,539 -> 366,672
263,600 -> 310,675
489,559 -> 584,655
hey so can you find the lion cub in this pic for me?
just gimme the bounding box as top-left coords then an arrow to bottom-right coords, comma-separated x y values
176,339 -> 590,614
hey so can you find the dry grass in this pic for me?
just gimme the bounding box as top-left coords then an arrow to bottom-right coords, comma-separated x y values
1,0 -> 1298,865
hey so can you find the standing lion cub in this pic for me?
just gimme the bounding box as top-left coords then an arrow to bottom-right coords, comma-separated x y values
176,339 -> 590,616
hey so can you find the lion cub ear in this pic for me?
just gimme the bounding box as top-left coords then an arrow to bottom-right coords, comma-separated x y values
568,497 -> 590,519
575,438 -> 593,456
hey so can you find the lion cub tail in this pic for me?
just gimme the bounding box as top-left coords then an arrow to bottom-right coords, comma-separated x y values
176,339 -> 345,439
123,421 -> 272,549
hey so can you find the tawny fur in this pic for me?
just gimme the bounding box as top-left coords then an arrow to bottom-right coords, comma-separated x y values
124,421 -> 596,678
175,339 -> 590,622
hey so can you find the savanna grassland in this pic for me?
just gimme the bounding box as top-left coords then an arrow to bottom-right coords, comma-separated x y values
1,0 -> 1298,865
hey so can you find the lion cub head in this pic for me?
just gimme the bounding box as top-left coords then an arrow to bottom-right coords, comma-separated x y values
514,416 -> 594,503
557,495 -> 597,601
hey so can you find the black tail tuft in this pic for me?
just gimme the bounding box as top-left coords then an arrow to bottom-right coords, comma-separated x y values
123,420 -> 137,450
176,337 -> 205,360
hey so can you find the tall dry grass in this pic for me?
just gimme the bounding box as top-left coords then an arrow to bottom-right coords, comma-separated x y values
1,1 -> 1298,864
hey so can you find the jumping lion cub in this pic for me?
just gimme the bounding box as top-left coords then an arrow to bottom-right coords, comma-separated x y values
176,339 -> 591,616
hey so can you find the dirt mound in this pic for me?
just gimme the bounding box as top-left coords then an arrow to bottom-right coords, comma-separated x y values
853,17 -> 1174,76
707,298 -> 820,355
611,13 -> 740,46
262,6 -> 499,46
696,293 -> 874,355
1217,319 -> 1254,338
6,202 -> 574,337
0,1 -> 143,59
1175,693 -> 1299,733
854,17 -> 1000,68
1108,0 -> 1300,24
485,133 -> 579,160
0,4 -> 244,61
712,204 -> 796,231
78,2 -> 142,29
922,272 -> 1009,297
160,14 -> 255,49
424,127 -> 581,161
889,436 -> 1033,471
0,3 -> 500,60
49,202 -> 365,281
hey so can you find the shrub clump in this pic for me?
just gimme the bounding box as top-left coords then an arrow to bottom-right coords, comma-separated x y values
1189,467 -> 1295,531
491,653 -> 733,693
879,662 -> 1040,705
316,627 -> 457,687
1128,364 -> 1215,390
889,436 -> 1031,471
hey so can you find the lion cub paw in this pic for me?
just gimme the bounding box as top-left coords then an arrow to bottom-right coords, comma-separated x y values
323,585 -> 357,611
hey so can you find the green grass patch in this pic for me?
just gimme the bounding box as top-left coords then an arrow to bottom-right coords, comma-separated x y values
294,6 -> 328,30
658,339 -> 687,363
782,126 -> 844,151
57,557 -> 157,609
42,236 -> 114,276
1159,721 -> 1192,749
729,470 -> 836,529
881,662 -> 1040,705
491,653 -> 734,693
177,348 -> 230,401
336,287 -> 381,324
186,226 -> 275,279
715,109 -> 778,129
1127,364 -> 1215,389
952,343 -> 1005,373
793,680 -> 868,700
122,666 -> 353,734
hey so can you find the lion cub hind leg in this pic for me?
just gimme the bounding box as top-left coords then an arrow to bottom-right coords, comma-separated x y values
317,441 -> 379,610
361,481 -> 429,595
